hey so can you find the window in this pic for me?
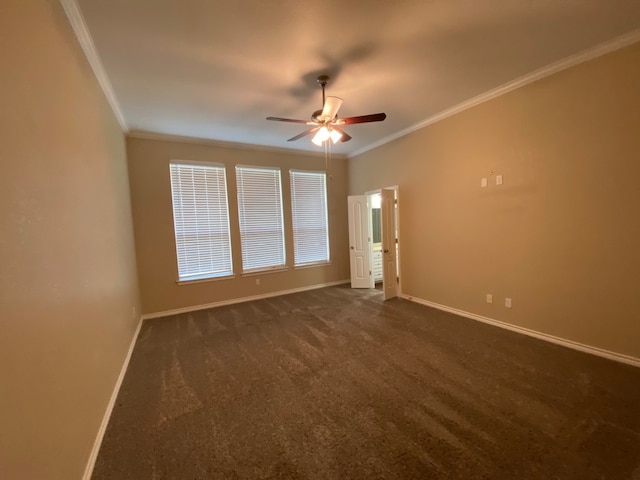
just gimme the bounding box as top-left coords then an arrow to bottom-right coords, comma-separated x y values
169,162 -> 233,282
236,166 -> 286,273
290,170 -> 330,266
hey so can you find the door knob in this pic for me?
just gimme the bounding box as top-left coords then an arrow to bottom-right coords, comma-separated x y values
350,246 -> 354,250
384,249 -> 389,253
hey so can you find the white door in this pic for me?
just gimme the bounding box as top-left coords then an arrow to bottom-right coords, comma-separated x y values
381,189 -> 398,300
348,195 -> 371,288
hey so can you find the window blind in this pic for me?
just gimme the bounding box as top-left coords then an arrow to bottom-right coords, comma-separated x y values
290,170 -> 330,266
169,162 -> 233,281
236,166 -> 286,272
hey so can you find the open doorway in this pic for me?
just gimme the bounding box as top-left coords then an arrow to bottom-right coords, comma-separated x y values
370,188 -> 399,300
368,192 -> 383,289
347,187 -> 400,300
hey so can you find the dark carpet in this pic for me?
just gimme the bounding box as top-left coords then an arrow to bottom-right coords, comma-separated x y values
93,285 -> 640,479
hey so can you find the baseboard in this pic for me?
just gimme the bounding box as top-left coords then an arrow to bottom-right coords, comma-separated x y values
82,316 -> 144,480
142,279 -> 351,320
400,294 -> 640,368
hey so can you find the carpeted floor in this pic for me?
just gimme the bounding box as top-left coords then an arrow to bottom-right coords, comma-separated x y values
92,285 -> 640,479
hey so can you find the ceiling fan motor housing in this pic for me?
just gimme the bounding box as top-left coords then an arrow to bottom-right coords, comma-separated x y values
266,73 -> 386,143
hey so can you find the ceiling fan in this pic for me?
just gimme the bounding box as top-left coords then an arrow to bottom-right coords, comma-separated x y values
266,75 -> 386,145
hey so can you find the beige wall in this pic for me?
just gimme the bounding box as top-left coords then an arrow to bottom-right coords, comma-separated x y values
127,136 -> 350,314
0,1 -> 141,478
349,43 -> 640,359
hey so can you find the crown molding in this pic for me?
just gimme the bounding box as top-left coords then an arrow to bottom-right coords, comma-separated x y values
127,130 -> 348,159
349,28 -> 640,158
59,0 -> 128,131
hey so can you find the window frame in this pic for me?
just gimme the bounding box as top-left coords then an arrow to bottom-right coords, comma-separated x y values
289,169 -> 331,268
168,160 -> 234,284
235,164 -> 287,275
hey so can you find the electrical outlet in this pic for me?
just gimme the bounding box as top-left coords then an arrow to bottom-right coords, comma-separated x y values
481,178 -> 488,188
505,297 -> 512,308
496,175 -> 503,185
486,294 -> 493,304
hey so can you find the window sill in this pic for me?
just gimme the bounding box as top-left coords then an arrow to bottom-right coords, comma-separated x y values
294,261 -> 331,270
176,274 -> 235,285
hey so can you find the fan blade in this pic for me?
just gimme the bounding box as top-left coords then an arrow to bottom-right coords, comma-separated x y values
287,127 -> 320,142
267,116 -> 315,125
332,127 -> 352,143
336,113 -> 386,125
321,96 -> 343,121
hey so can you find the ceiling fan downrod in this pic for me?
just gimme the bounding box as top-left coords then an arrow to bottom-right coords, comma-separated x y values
317,75 -> 329,107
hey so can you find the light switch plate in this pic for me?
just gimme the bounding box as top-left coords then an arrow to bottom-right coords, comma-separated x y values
505,297 -> 512,308
496,175 -> 503,185
481,178 -> 488,188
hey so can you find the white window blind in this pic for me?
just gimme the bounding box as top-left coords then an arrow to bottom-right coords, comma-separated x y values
236,166 -> 286,272
290,170 -> 330,266
169,162 -> 233,281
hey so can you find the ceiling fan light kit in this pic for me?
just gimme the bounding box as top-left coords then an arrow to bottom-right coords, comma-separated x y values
311,126 -> 342,146
266,75 -> 386,146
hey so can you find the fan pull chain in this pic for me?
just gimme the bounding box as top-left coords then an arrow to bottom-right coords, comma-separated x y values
325,138 -> 332,181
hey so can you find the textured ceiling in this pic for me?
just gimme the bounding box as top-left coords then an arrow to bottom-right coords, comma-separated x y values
75,0 -> 640,156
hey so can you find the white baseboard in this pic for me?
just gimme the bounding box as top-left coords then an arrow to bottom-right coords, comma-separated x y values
142,279 -> 351,320
400,294 -> 640,368
82,316 -> 143,480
